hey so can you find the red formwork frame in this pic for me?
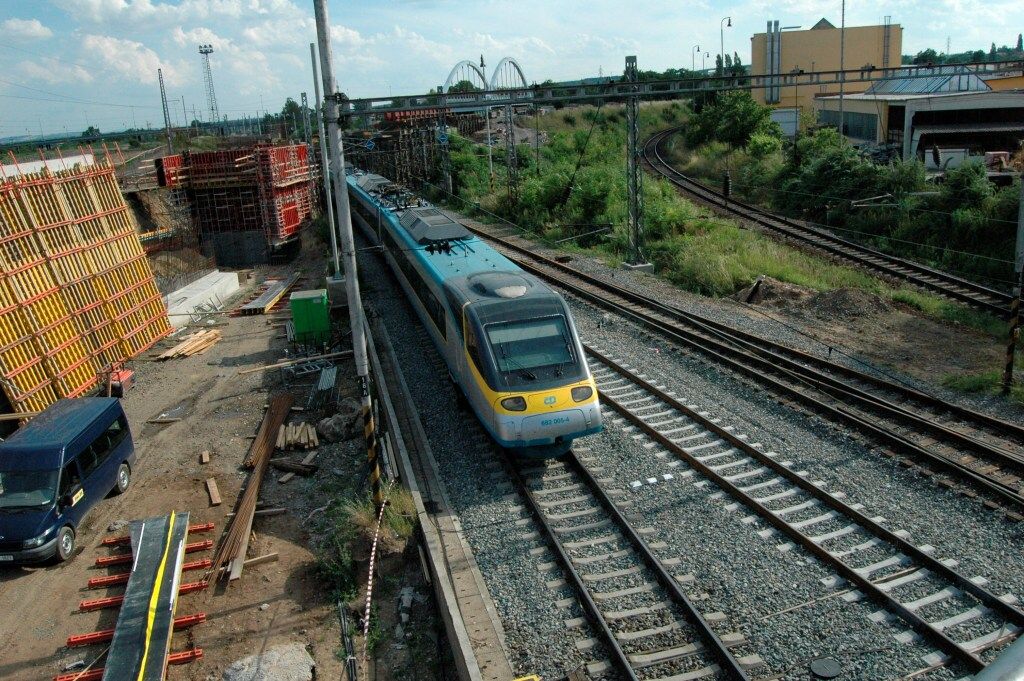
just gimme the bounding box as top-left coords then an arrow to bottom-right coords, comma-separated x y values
156,143 -> 319,251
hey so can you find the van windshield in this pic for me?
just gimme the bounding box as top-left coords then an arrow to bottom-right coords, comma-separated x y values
0,470 -> 58,509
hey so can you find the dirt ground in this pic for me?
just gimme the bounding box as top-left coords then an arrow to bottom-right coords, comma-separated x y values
0,263 -> 350,681
730,275 -> 1008,383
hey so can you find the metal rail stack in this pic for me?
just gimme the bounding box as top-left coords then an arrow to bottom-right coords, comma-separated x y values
0,153 -> 171,414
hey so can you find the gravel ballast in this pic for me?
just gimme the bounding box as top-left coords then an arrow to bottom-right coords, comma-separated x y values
354,215 -> 1023,679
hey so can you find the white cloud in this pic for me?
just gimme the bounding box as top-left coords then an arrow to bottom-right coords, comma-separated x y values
55,0 -> 305,26
16,58 -> 93,85
1,17 -> 54,40
81,34 -> 188,86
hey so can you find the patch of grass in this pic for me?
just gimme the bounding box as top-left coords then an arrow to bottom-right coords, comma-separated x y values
889,288 -> 1006,337
315,521 -> 358,601
365,603 -> 386,653
637,222 -> 885,298
341,487 -> 418,554
941,370 -> 1024,406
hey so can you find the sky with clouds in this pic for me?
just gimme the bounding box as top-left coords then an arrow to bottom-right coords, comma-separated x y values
1,0 -> 1022,138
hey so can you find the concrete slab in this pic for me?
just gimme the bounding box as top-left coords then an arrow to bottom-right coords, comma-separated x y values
163,270 -> 240,328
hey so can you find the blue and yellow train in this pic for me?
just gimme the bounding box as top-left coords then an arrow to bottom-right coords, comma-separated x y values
347,171 -> 602,457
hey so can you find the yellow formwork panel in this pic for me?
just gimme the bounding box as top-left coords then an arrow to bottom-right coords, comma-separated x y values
0,160 -> 169,414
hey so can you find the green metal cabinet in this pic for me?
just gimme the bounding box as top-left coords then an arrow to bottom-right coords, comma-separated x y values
290,289 -> 330,344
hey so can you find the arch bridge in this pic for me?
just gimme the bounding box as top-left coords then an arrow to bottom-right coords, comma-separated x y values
442,57 -> 529,93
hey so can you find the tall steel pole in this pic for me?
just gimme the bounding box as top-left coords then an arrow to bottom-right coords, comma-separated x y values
313,0 -> 381,510
624,55 -> 645,266
1001,179 -> 1024,394
839,0 -> 846,136
310,42 -> 339,278
720,17 -> 731,76
485,107 -> 494,190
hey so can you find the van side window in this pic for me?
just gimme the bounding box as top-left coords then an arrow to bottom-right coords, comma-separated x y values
59,462 -> 81,497
79,446 -> 99,476
104,418 -> 128,452
82,417 -> 128,476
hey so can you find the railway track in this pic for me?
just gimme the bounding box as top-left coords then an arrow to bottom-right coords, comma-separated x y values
586,343 -> 1024,674
465,223 -> 1024,516
507,447 -> 763,679
642,127 -> 1014,318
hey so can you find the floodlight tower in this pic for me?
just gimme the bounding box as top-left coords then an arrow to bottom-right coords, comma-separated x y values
158,68 -> 173,153
198,44 -> 220,124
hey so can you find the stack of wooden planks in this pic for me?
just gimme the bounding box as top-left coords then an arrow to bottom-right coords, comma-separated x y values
156,330 -> 222,360
275,422 -> 318,451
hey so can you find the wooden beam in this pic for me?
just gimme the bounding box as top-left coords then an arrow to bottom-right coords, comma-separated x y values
205,478 -> 221,506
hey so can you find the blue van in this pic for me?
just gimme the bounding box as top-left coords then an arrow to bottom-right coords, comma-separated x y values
0,398 -> 136,564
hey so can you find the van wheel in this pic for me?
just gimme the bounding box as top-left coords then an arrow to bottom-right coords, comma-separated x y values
56,526 -> 75,562
114,463 -> 131,494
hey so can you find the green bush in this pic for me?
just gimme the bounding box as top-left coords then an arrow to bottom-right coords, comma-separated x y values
747,132 -> 782,159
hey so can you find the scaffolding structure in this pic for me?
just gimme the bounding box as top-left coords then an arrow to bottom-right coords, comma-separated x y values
0,152 -> 171,414
156,144 -> 319,266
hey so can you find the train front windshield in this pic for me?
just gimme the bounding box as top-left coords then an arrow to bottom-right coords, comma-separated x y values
486,315 -> 576,381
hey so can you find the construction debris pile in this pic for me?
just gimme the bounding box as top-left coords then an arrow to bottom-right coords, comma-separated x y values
155,144 -> 319,267
0,155 -> 171,415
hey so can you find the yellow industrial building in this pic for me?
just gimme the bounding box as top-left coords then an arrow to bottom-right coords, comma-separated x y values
751,18 -> 902,117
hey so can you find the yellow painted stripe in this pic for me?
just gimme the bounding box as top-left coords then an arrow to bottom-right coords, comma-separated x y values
135,510 -> 177,681
462,345 -> 597,416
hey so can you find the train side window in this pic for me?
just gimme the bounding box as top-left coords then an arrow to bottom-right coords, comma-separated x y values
465,321 -> 485,373
425,291 -> 446,340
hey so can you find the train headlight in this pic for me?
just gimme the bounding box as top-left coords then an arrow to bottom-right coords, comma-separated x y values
571,386 -> 594,402
500,396 -> 527,411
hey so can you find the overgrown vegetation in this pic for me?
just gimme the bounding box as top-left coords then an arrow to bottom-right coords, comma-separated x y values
667,96 -> 1021,291
903,35 -> 1024,65
429,100 -> 1010,339
314,480 -> 417,601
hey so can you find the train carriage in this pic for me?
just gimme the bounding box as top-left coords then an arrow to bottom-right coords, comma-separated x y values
347,172 -> 601,457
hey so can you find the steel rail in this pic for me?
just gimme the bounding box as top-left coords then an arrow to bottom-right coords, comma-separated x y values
587,344 -> 1024,673
643,127 -> 1013,317
465,224 -> 1024,511
505,449 -> 751,679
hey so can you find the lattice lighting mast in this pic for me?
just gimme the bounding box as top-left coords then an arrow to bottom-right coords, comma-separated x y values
158,68 -> 173,153
198,44 -> 220,124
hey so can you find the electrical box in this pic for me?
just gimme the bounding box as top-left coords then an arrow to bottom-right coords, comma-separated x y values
289,289 -> 330,345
